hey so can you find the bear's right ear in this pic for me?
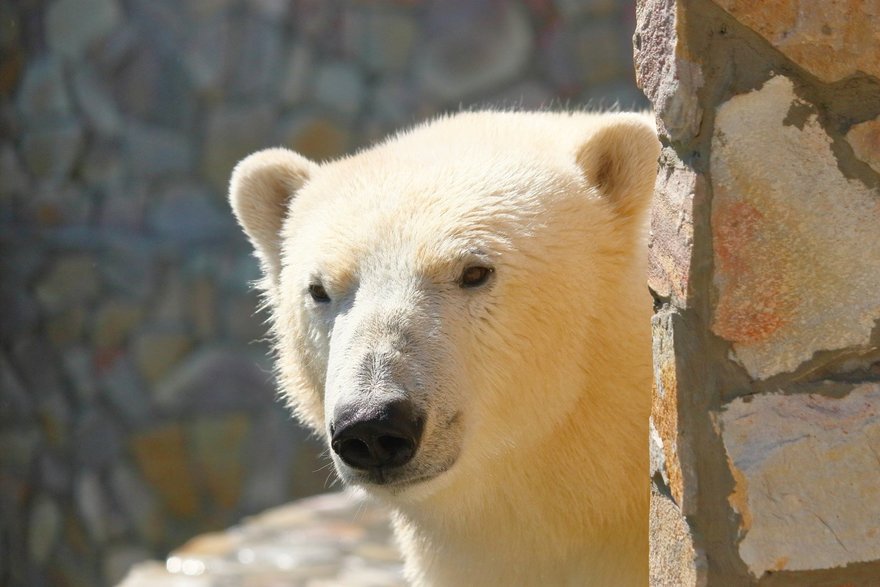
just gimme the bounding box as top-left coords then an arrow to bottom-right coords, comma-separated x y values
229,148 -> 316,284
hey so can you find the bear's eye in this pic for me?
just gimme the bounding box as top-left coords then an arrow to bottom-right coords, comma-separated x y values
460,266 -> 493,288
308,282 -> 331,303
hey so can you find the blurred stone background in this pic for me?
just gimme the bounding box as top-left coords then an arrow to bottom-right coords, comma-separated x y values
0,0 -> 644,585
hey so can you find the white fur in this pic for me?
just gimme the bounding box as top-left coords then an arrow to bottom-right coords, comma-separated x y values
229,111 -> 660,586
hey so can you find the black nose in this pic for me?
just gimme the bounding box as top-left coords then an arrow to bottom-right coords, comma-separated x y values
331,399 -> 424,471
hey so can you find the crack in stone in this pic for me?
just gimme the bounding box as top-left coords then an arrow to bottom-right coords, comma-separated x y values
810,509 -> 849,554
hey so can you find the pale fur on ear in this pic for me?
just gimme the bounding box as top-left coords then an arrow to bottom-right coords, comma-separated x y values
576,113 -> 660,223
228,148 -> 316,283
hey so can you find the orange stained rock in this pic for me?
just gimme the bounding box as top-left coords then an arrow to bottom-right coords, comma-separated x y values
847,117 -> 880,174
712,0 -> 880,83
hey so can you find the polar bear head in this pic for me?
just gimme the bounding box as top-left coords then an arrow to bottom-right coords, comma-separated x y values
229,111 -> 659,500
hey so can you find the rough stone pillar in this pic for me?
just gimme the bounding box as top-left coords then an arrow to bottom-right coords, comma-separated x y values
635,1 -> 880,584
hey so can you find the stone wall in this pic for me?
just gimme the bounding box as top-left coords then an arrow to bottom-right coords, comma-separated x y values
0,1 -> 644,585
635,0 -> 880,584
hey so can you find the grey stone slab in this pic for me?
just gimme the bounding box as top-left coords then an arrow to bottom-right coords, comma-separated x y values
720,384 -> 880,575
711,76 -> 880,379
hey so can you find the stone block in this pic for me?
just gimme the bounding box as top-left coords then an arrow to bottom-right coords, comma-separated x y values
650,308 -> 698,512
711,0 -> 880,83
649,485 -> 706,586
720,384 -> 880,576
846,116 -> 880,175
711,76 -> 880,380
647,151 -> 702,306
634,0 -> 704,141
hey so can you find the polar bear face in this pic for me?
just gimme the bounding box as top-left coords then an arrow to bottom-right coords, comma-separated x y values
229,112 -> 659,501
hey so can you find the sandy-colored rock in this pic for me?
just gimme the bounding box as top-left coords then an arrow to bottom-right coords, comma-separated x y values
847,116 -> 880,175
720,384 -> 880,576
649,485 -> 706,586
634,0 -> 704,141
651,310 -> 685,508
650,307 -> 704,517
712,0 -> 880,83
647,152 -> 702,306
711,76 -> 880,380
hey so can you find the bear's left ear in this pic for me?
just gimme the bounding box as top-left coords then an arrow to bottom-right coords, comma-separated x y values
229,148 -> 317,285
576,114 -> 660,223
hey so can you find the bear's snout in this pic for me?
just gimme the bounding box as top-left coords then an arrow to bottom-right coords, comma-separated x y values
330,398 -> 424,474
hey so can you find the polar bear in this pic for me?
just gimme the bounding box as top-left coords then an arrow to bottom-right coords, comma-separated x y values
229,111 -> 659,586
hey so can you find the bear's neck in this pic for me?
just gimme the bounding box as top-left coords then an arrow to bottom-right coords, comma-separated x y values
390,322 -> 651,585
